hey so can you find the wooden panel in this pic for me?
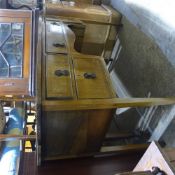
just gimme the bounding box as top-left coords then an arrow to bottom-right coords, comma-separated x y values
45,2 -> 111,23
42,111 -> 83,158
0,95 -> 35,102
42,109 -> 114,160
86,109 -> 114,152
101,144 -> 148,153
73,57 -> 115,99
45,20 -> 67,54
46,54 -> 74,99
0,9 -> 32,18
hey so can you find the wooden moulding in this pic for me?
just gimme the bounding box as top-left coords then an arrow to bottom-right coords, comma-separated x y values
0,9 -> 32,18
42,98 -> 175,111
43,143 -> 148,161
45,2 -> 121,25
0,96 -> 36,102
100,143 -> 148,154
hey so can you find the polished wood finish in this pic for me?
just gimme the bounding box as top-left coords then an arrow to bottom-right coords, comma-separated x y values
45,2 -> 114,23
0,10 -> 33,96
0,95 -> 36,102
46,54 -> 74,99
45,21 -> 67,54
0,10 -> 32,18
42,98 -> 175,111
73,56 -> 115,99
42,109 -> 114,160
41,20 -> 117,160
45,2 -> 121,58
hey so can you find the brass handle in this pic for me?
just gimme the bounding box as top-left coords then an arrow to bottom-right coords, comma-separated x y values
55,70 -> 70,77
53,42 -> 65,48
84,73 -> 96,79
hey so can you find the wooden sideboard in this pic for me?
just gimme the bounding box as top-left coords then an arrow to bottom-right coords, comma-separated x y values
41,19 -> 116,160
40,19 -> 175,161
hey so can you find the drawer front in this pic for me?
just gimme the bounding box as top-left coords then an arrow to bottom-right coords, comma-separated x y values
73,57 -> 115,99
45,21 -> 67,54
46,54 -> 74,99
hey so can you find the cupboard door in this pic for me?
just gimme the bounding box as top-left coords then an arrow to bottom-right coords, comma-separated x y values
42,109 -> 114,160
45,21 -> 67,54
73,57 -> 115,99
46,54 -> 74,99
0,10 -> 32,95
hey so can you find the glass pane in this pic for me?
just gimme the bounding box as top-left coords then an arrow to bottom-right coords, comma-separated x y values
0,23 -> 11,47
0,23 -> 24,78
0,52 -> 8,77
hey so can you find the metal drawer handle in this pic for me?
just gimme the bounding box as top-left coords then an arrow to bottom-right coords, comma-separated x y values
55,70 -> 70,77
84,73 -> 96,79
53,42 -> 65,48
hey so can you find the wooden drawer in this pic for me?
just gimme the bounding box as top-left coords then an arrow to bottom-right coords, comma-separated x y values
42,20 -> 117,161
73,57 -> 115,99
46,54 -> 74,99
45,21 -> 67,54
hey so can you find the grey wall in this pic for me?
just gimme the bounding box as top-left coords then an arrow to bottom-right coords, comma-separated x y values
113,18 -> 175,145
114,17 -> 175,97
106,0 -> 175,146
110,0 -> 175,67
